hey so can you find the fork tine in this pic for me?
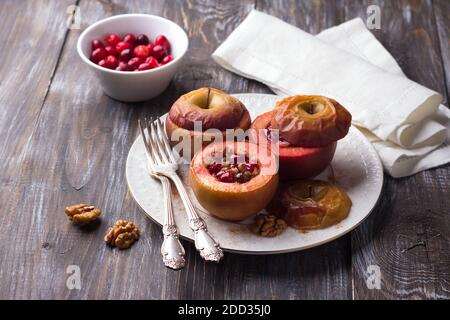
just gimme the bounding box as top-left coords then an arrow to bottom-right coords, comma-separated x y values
139,118 -> 156,171
156,117 -> 177,164
146,117 -> 163,165
150,118 -> 170,164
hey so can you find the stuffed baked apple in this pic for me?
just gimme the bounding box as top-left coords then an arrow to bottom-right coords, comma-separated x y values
250,95 -> 351,180
268,180 -> 352,230
166,88 -> 251,158
190,141 -> 278,221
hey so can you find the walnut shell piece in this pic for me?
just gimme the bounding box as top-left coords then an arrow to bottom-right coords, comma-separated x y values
65,203 -> 101,224
104,220 -> 140,249
251,214 -> 287,237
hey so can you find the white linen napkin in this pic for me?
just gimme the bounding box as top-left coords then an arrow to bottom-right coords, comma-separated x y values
212,10 -> 450,177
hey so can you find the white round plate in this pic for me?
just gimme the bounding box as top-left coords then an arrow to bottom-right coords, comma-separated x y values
126,93 -> 383,254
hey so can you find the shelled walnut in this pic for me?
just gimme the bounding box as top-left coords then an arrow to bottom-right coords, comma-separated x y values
251,214 -> 287,237
65,204 -> 101,224
104,220 -> 140,249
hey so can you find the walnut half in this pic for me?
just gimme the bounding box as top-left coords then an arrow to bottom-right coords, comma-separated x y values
65,204 -> 101,224
104,220 -> 140,249
251,214 -> 287,237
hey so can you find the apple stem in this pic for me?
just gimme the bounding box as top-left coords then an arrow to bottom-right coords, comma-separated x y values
308,185 -> 313,198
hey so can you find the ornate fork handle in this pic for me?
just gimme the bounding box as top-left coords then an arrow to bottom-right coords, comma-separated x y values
159,175 -> 186,270
169,174 -> 224,262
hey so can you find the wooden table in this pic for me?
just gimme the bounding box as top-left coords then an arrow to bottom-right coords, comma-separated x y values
1,0 -> 449,300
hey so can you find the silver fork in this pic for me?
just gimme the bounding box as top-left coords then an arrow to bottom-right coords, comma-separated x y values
141,117 -> 224,263
139,119 -> 186,270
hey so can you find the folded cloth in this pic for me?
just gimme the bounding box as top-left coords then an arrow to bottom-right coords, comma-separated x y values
212,10 -> 450,177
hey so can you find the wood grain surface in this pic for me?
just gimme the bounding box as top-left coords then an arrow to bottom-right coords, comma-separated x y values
0,0 -> 448,300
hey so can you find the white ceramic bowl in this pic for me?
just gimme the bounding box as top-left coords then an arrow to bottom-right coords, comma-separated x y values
77,14 -> 188,102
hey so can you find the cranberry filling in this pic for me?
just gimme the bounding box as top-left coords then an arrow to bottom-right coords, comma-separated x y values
265,126 -> 291,147
206,154 -> 260,183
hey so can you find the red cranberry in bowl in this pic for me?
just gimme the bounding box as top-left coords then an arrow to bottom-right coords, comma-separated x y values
115,41 -> 132,53
105,55 -> 119,69
115,62 -> 129,71
105,34 -> 122,47
123,33 -> 136,46
145,56 -> 160,69
155,35 -> 170,53
91,39 -> 104,50
98,59 -> 108,68
161,55 -> 174,65
134,45 -> 150,59
146,43 -> 154,56
152,45 -> 167,61
135,34 -> 150,45
105,45 -> 118,57
90,47 -> 107,63
127,57 -> 143,70
137,63 -> 152,71
119,48 -> 133,62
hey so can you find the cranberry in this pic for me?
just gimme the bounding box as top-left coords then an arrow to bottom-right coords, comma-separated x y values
135,34 -> 150,45
105,55 -> 118,69
105,45 -> 118,57
155,35 -> 170,52
161,55 -> 174,65
146,43 -> 154,56
217,172 -> 234,183
98,59 -> 108,68
137,63 -> 152,71
127,57 -> 143,70
207,154 -> 260,184
105,34 -> 122,47
90,47 -> 107,63
91,39 -> 104,50
133,45 -> 150,59
152,45 -> 167,61
115,62 -> 129,71
115,41 -> 132,53
123,33 -> 137,46
119,48 -> 133,62
145,56 -> 160,69
208,163 -> 222,175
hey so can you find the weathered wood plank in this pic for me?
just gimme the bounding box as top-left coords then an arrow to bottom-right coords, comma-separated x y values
0,0 -> 77,299
341,0 -> 450,299
434,0 -> 450,101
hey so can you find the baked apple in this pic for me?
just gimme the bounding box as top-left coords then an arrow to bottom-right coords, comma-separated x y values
166,88 -> 251,158
190,141 -> 278,221
250,111 -> 337,180
268,180 -> 352,230
272,95 -> 352,147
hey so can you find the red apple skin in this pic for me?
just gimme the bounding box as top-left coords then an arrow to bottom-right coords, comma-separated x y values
250,111 -> 337,180
190,141 -> 279,221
